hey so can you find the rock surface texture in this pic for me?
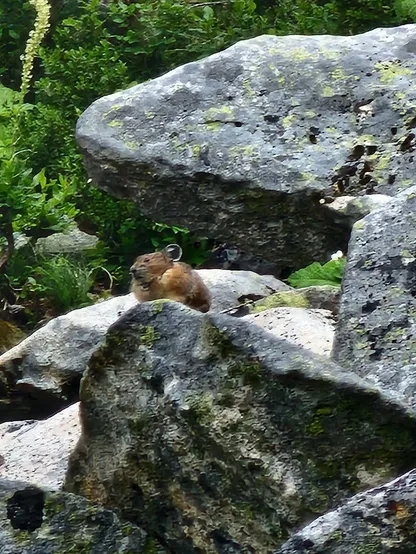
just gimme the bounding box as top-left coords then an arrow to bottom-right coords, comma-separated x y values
276,469 -> 416,554
0,479 -> 165,553
332,186 -> 416,410
0,294 -> 137,421
65,302 -> 416,554
244,307 -> 334,356
76,25 -> 416,272
0,403 -> 80,490
197,269 -> 290,311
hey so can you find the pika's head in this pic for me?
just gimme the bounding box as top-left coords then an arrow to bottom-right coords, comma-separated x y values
130,244 -> 182,287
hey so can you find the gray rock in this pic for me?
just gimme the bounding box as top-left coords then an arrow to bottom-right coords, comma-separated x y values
332,186 -> 416,410
276,469 -> 416,553
76,26 -> 416,272
35,225 -> 99,255
0,479 -> 166,553
0,403 -> 80,490
197,269 -> 291,311
65,301 -> 416,554
247,286 -> 340,315
324,194 -> 393,228
0,294 -> 137,421
244,307 -> 334,356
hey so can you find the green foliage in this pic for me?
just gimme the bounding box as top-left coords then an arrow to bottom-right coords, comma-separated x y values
0,2 -> 34,88
394,0 -> 416,19
287,258 -> 346,288
0,84 -> 78,239
25,255 -> 95,313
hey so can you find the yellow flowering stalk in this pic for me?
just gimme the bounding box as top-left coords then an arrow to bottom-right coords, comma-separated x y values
20,0 -> 51,99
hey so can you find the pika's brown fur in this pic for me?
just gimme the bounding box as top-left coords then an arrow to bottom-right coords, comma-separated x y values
130,245 -> 211,313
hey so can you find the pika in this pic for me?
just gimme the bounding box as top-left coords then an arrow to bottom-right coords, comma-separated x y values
130,244 -> 211,313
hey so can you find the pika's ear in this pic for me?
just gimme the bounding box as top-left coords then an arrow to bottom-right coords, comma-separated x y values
164,243 -> 182,262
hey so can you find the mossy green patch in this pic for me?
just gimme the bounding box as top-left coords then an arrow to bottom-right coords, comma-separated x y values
186,392 -> 214,424
251,291 -> 309,313
151,299 -> 170,314
107,120 -> 123,127
139,325 -> 160,347
228,359 -> 262,385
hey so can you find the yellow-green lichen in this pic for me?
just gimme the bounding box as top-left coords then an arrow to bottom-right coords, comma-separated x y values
206,122 -> 221,131
108,120 -> 123,127
322,85 -> 335,97
282,114 -> 297,128
251,291 -> 309,313
151,299 -> 170,314
330,68 -> 347,81
375,61 -> 413,84
102,104 -> 121,119
206,106 -> 234,118
186,392 -> 214,424
124,140 -> 142,150
139,325 -> 160,347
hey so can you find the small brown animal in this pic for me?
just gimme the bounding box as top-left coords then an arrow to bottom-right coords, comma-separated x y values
130,244 -> 211,313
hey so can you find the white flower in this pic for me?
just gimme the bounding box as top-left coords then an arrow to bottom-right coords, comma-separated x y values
20,0 -> 51,99
330,250 -> 344,261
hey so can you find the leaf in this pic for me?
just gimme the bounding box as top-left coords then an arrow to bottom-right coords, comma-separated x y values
287,258 -> 346,288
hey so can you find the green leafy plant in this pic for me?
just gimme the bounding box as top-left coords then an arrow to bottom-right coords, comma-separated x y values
25,255 -> 96,313
287,258 -> 346,288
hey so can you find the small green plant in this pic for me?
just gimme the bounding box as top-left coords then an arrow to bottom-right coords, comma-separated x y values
26,255 -> 95,313
287,258 -> 346,288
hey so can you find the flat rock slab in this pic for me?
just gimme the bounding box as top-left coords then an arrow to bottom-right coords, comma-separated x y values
0,479 -> 166,553
332,186 -> 416,410
0,403 -> 80,490
244,307 -> 334,356
276,469 -> 416,553
65,302 -> 416,554
76,25 -> 416,271
197,269 -> 290,311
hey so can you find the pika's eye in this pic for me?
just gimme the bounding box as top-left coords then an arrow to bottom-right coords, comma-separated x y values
143,257 -> 150,262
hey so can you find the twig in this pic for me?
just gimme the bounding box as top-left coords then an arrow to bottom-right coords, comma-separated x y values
188,1 -> 228,8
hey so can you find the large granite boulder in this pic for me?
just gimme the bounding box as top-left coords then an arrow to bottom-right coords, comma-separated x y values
332,186 -> 416,410
276,469 -> 416,554
0,479 -> 166,553
0,269 -> 287,421
65,301 -> 416,554
76,25 -> 416,272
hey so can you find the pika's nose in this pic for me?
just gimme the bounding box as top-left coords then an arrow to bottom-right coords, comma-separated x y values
130,266 -> 137,277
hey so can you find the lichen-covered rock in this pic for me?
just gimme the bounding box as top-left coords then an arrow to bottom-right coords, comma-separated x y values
65,301 -> 416,554
0,294 -> 137,421
197,269 -> 290,311
223,287 -> 340,318
0,479 -> 166,553
276,469 -> 416,554
332,186 -> 416,410
76,26 -> 416,272
244,307 -> 334,356
0,403 -> 80,490
35,225 -> 99,255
